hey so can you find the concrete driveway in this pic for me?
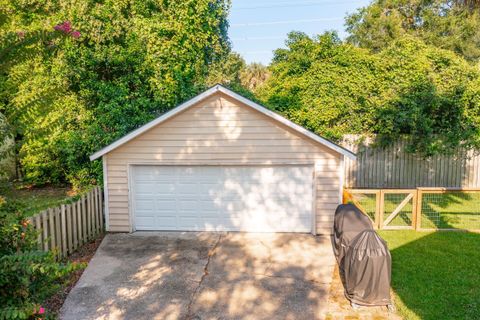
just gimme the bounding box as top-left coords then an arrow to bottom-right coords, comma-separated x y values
60,232 -> 335,320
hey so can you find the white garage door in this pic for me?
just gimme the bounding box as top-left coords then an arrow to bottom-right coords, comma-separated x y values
131,165 -> 313,232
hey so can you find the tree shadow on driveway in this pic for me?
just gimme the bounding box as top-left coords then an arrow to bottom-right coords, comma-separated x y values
60,232 -> 335,320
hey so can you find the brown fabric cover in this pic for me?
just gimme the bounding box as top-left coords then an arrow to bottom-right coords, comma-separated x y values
333,204 -> 373,266
332,204 -> 392,307
343,230 -> 392,306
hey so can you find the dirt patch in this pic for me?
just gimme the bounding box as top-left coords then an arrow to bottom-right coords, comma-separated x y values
325,266 -> 402,320
43,234 -> 105,318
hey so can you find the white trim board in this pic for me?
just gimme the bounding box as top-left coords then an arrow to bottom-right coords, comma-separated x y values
102,155 -> 110,231
89,84 -> 356,161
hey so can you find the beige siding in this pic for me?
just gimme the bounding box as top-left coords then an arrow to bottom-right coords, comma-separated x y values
105,92 -> 341,234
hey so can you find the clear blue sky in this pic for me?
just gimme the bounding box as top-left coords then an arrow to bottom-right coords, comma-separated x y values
228,0 -> 372,64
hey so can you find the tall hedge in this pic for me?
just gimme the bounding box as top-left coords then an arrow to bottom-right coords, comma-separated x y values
0,0 -> 231,187
257,32 -> 480,156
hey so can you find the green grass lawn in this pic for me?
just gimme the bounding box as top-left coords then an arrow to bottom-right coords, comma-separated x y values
0,182 -> 75,217
380,230 -> 480,320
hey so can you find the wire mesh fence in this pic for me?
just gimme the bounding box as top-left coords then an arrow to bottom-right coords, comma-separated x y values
344,190 -> 378,222
344,188 -> 480,232
420,191 -> 480,230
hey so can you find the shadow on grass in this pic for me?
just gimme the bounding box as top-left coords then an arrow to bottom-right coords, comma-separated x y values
420,192 -> 480,230
380,191 -> 478,230
382,231 -> 480,320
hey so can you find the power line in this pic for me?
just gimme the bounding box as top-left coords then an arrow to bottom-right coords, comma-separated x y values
236,0 -> 348,5
234,0 -> 363,9
234,0 -> 365,10
231,17 -> 342,27
231,36 -> 285,41
237,50 -> 273,54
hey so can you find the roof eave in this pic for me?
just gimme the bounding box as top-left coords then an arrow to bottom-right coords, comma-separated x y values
216,86 -> 356,160
89,84 -> 356,161
89,85 -> 222,161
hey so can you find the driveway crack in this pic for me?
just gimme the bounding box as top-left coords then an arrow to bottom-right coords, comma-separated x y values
185,234 -> 223,319
258,240 -> 273,275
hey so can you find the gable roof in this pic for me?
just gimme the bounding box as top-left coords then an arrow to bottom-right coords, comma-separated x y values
89,84 -> 356,160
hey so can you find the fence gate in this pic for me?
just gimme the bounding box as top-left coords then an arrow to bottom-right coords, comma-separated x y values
345,188 -> 480,231
380,190 -> 416,230
344,189 -> 417,229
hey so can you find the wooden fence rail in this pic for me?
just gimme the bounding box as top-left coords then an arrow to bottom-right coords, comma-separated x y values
344,187 -> 480,232
28,186 -> 104,258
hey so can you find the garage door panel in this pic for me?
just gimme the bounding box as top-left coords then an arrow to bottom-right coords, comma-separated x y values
134,182 -> 156,194
179,200 -> 198,210
135,166 -> 171,177
132,165 -> 313,232
146,183 -> 175,195
176,183 -> 198,194
156,221 -> 177,230
135,199 -> 155,210
198,200 -> 221,211
155,200 -> 177,210
154,184 -> 176,193
178,217 -> 200,229
135,216 -> 156,227
198,211 -> 220,218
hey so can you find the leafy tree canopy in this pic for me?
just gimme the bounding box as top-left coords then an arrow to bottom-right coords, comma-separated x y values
257,32 -> 480,156
206,52 -> 269,95
345,0 -> 480,62
0,0 -> 231,187
239,62 -> 270,92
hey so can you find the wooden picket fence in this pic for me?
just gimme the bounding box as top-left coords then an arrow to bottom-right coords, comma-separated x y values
28,186 -> 104,258
344,187 -> 480,232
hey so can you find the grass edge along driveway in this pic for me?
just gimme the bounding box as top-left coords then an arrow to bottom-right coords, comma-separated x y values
380,230 -> 480,320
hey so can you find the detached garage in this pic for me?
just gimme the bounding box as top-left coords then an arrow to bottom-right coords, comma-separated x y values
90,85 -> 356,235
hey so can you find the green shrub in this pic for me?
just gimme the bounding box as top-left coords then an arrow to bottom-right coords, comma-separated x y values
258,33 -> 480,156
0,251 -> 79,319
0,201 -> 82,319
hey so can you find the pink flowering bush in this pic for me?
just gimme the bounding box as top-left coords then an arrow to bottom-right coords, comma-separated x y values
53,21 -> 80,39
0,201 -> 82,319
71,31 -> 81,39
54,21 -> 71,33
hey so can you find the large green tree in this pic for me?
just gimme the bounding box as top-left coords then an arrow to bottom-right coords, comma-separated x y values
345,0 -> 480,62
258,32 -> 480,156
0,0 -> 231,187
